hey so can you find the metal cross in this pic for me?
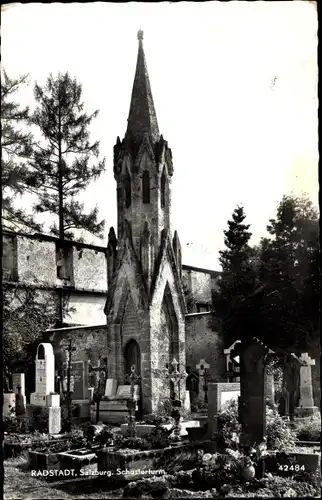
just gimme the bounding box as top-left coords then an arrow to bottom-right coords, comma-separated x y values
124,365 -> 141,437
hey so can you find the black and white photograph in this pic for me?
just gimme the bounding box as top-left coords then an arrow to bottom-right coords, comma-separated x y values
1,1 -> 320,498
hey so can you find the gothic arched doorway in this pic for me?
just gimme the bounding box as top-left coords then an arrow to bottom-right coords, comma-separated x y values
124,339 -> 141,379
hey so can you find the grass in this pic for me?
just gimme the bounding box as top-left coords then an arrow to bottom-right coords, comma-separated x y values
3,456 -> 123,499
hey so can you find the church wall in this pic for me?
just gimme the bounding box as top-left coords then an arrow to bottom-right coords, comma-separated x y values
72,247 -> 108,292
185,312 -> 226,383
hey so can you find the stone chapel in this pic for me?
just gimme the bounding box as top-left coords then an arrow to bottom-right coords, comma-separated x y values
104,30 -> 187,414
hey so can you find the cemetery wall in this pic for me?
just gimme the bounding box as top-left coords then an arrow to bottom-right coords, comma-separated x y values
182,265 -> 220,309
72,246 -> 107,291
17,234 -> 57,286
64,293 -> 106,325
48,325 -> 108,367
185,312 -> 226,381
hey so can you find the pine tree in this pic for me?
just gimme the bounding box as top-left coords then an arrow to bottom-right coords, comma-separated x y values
29,72 -> 106,241
212,206 -> 258,345
1,69 -> 41,232
259,194 -> 319,351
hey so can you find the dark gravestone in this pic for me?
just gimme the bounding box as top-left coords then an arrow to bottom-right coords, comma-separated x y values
70,361 -> 88,400
239,338 -> 269,447
282,354 -> 301,421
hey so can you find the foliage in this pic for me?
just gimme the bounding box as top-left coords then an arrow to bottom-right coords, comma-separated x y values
28,72 -> 106,241
35,434 -> 86,453
212,205 -> 259,345
257,194 -> 319,351
266,405 -> 297,451
3,415 -> 28,434
145,425 -> 173,449
121,437 -> 151,451
2,285 -> 60,372
214,400 -> 297,453
213,399 -> 241,451
293,415 -> 321,442
1,69 -> 41,233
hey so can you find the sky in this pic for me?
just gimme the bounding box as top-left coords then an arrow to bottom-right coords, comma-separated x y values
1,1 -> 318,270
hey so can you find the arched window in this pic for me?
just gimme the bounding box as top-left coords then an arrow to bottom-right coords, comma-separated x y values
124,170 -> 131,208
161,169 -> 166,208
142,170 -> 150,204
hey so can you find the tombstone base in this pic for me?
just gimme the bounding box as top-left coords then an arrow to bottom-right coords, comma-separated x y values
27,405 -> 61,434
295,406 -> 320,418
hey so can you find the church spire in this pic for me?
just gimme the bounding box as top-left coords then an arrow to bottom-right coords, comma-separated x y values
125,30 -> 160,145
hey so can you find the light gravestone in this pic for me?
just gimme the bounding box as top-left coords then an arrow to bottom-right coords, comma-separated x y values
295,353 -> 319,417
105,379 -> 118,399
196,359 -> 209,404
28,343 -> 61,434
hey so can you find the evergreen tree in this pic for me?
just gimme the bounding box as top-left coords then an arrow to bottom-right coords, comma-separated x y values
258,194 -> 319,351
29,72 -> 106,241
1,69 -> 41,232
212,206 -> 258,345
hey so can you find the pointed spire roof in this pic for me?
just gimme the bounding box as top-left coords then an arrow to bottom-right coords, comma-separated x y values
125,30 -> 160,145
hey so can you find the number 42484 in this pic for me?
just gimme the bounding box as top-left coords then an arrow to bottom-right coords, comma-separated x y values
278,464 -> 305,471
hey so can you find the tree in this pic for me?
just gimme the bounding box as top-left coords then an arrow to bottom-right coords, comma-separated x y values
1,69 -> 41,232
212,206 -> 258,345
258,194 -> 319,351
3,286 -> 58,370
29,72 -> 106,241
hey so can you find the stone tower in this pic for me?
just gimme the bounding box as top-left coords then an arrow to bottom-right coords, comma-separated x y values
105,31 -> 186,414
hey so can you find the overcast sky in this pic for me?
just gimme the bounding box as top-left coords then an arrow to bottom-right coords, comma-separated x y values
2,1 -> 318,270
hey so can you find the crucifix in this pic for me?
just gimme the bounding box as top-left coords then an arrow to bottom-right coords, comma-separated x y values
165,358 -> 187,442
196,359 -> 210,403
89,357 -> 108,423
125,364 -> 141,437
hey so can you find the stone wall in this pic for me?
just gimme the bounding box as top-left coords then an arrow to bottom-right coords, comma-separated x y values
16,235 -> 57,286
48,325 -> 108,368
65,293 -> 106,325
182,265 -> 220,310
72,247 -> 108,291
185,312 -> 226,382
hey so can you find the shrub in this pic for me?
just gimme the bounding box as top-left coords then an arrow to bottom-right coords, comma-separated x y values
266,405 -> 297,451
121,437 -> 151,451
213,400 -> 241,450
214,401 -> 297,453
293,416 -> 321,442
145,426 -> 172,449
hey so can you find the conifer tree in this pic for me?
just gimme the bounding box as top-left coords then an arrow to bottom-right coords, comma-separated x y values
29,72 -> 106,241
212,206 -> 258,345
1,69 -> 41,232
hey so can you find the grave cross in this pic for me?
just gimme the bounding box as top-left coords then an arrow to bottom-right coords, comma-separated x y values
124,365 -> 141,437
165,358 -> 187,442
299,353 -> 315,366
167,358 -> 187,401
196,359 -> 210,403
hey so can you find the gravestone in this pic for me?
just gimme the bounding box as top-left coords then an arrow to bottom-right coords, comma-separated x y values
70,361 -> 88,400
3,393 -> 16,418
207,382 -> 240,440
186,372 -> 199,405
30,343 -> 55,406
282,353 -> 301,420
15,385 -> 26,416
239,338 -> 268,447
295,353 -> 319,417
28,343 -> 61,434
196,359 -> 209,404
105,379 -> 118,399
12,373 -> 26,404
265,374 -> 275,406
